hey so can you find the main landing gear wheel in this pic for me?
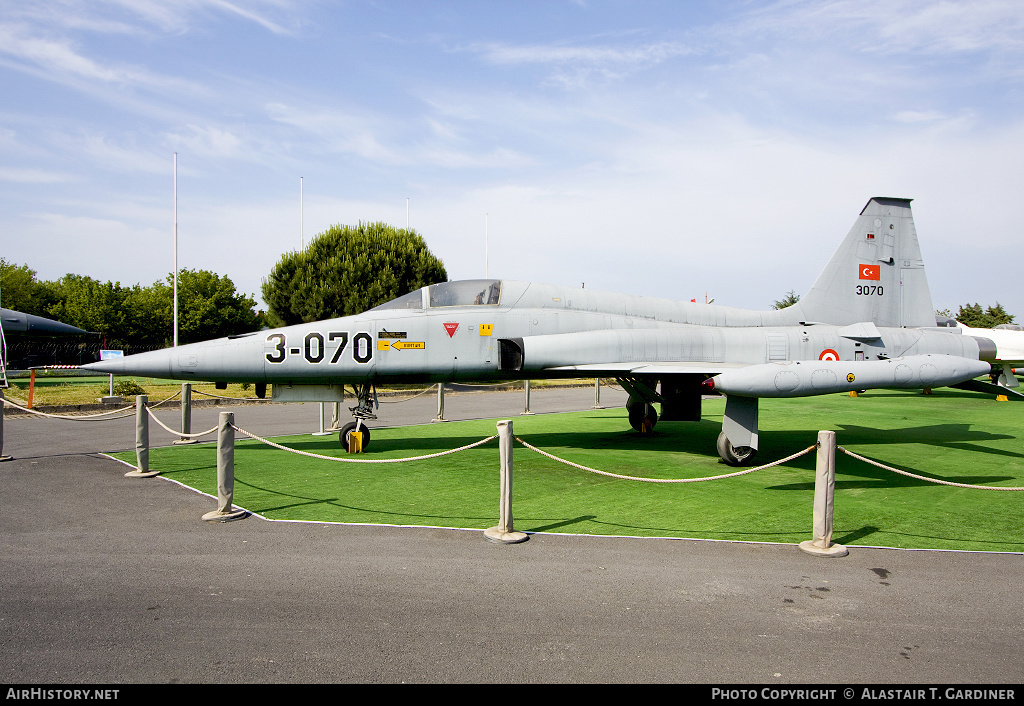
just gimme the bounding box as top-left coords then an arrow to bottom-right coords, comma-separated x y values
626,397 -> 659,434
717,431 -> 757,466
340,421 -> 371,449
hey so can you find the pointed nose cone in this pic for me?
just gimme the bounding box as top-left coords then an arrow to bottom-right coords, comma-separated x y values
1,308 -> 88,335
83,348 -> 175,378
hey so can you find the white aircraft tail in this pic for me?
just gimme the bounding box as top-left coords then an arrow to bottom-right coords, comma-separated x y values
789,197 -> 935,328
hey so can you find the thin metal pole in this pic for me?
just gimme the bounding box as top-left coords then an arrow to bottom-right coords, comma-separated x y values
300,176 -> 304,249
173,153 -> 178,348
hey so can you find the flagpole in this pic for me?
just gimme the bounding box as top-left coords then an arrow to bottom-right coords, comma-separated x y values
173,152 -> 178,348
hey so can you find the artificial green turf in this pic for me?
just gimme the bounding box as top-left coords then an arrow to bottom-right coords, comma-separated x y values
112,389 -> 1024,552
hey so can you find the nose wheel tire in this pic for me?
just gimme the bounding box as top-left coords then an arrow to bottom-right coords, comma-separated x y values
340,421 -> 371,449
717,431 -> 756,466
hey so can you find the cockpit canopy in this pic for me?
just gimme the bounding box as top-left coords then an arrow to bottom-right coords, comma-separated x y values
369,279 -> 502,312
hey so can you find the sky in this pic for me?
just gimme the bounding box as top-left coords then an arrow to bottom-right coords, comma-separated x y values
2,0 -> 1023,319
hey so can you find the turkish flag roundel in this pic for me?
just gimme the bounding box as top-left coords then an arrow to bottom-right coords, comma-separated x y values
859,264 -> 880,280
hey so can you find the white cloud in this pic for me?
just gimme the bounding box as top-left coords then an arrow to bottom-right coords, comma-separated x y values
0,21 -> 209,96
165,125 -> 246,160
0,167 -> 75,183
0,0 -> 299,37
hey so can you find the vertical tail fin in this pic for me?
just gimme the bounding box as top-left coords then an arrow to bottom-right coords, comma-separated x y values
790,197 -> 935,328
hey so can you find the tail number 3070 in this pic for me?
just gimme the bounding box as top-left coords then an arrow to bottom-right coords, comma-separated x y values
855,285 -> 883,296
266,332 -> 373,365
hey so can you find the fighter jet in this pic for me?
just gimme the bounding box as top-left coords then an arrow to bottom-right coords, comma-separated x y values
84,197 -> 995,464
947,322 -> 1024,395
1,308 -> 88,335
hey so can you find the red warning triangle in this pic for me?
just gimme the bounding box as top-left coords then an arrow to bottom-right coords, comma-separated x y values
443,322 -> 459,337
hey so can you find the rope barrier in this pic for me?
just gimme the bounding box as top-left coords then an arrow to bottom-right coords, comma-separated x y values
0,396 -> 138,420
0,389 -> 183,420
145,407 -> 218,439
838,446 -> 1024,491
378,385 -> 439,403
149,390 -> 182,408
514,436 -> 816,483
231,423 -> 497,463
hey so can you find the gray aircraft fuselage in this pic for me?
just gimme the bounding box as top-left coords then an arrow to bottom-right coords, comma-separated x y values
109,278 -> 985,388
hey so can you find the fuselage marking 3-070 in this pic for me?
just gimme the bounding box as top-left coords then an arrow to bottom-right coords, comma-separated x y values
265,331 -> 374,365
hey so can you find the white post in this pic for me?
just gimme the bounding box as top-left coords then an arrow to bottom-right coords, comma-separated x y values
799,430 -> 848,556
593,378 -> 602,409
484,419 -> 527,544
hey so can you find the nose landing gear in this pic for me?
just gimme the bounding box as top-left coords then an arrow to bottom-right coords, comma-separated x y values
340,382 -> 377,449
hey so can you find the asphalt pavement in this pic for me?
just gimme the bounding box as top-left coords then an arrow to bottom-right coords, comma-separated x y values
1,385 -> 1022,685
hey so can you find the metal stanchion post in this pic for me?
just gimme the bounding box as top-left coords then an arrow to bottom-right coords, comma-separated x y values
312,402 -> 332,436
593,377 -> 602,409
521,380 -> 534,415
202,412 -> 247,522
126,395 -> 159,478
484,419 -> 527,544
799,430 -> 848,557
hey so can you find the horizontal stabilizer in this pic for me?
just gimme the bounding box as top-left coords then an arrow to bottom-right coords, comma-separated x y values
837,322 -> 881,341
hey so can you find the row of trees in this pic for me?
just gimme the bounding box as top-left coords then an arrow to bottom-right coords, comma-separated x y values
1,260 -> 264,350
937,303 -> 1015,328
2,222 -> 449,353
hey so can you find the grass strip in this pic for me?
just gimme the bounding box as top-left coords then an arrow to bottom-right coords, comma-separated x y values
111,389 -> 1024,552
